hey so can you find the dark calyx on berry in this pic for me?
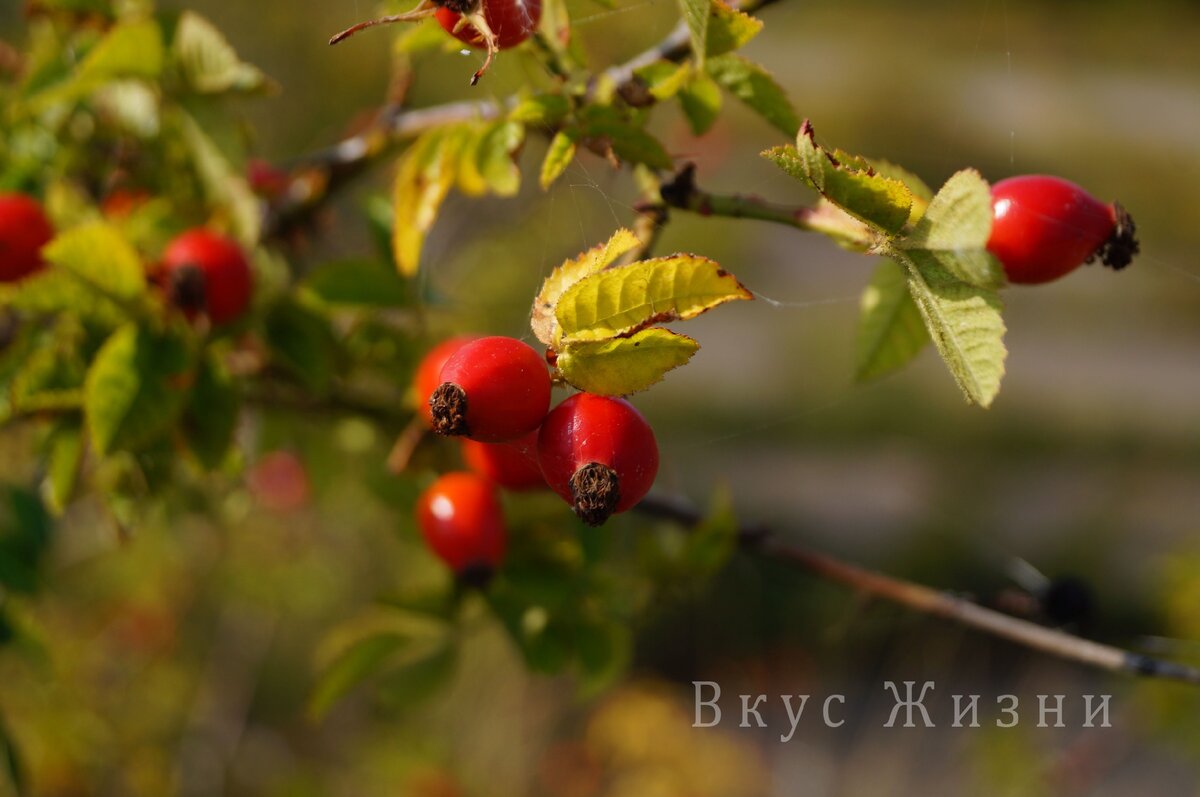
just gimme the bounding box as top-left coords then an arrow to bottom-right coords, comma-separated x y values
1093,202 -> 1139,271
430,382 -> 470,437
168,264 -> 208,313
436,0 -> 477,14
456,562 -> 496,589
569,462 -> 621,527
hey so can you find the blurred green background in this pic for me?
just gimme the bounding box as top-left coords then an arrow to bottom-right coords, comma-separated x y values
3,0 -> 1200,794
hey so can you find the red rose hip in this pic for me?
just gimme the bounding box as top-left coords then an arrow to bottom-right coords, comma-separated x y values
436,0 -> 542,50
430,336 -> 551,443
537,393 -> 659,526
0,193 -> 54,283
462,431 -> 545,491
162,229 -> 254,325
987,175 -> 1138,285
416,472 -> 506,582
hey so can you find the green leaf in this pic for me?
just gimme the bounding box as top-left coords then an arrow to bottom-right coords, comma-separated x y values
765,121 -> 914,235
685,485 -> 737,574
576,620 -> 632,697
706,54 -> 797,137
0,486 -> 52,594
633,61 -> 692,101
557,328 -> 698,396
677,0 -> 711,68
706,0 -> 763,57
9,330 -> 86,414
581,109 -> 673,170
556,254 -> 753,343
42,221 -> 146,303
84,325 -> 192,456
468,121 -> 524,198
41,421 -> 84,516
264,301 -> 336,395
855,259 -> 929,382
173,10 -> 272,94
376,640 -> 458,711
33,19 -> 163,106
302,259 -> 408,308
531,228 -> 641,346
308,632 -> 410,720
392,128 -> 461,277
178,110 -> 262,246
509,94 -> 570,127
182,353 -> 239,469
899,169 -> 1004,288
678,70 -> 723,135
888,246 -> 1007,407
539,129 -> 578,190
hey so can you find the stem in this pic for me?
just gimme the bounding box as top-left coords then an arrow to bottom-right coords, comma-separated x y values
635,493 -> 1200,686
265,0 -> 787,241
659,163 -> 874,246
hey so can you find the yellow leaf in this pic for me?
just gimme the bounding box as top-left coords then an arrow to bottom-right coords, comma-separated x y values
558,328 -> 698,396
392,128 -> 464,277
530,228 -> 641,346
556,254 -> 752,343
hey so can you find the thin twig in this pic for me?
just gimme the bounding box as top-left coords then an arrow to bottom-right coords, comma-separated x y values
264,0 -> 785,240
635,493 -> 1200,686
659,163 -> 874,245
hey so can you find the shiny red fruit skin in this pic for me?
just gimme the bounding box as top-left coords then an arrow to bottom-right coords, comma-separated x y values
987,175 -> 1116,285
415,336 -> 479,426
416,472 -> 506,573
462,431 -> 545,491
437,336 -> 551,443
162,229 -> 253,325
435,0 -> 543,50
537,393 -> 659,515
0,193 -> 54,283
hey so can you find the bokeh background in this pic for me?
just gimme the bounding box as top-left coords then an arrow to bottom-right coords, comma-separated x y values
2,0 -> 1200,794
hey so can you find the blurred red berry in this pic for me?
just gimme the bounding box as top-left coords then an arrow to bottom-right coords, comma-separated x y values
161,229 -> 254,325
0,193 -> 54,283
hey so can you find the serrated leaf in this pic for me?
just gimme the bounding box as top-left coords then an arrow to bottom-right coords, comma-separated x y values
42,221 -> 145,303
856,259 -> 929,382
556,254 -> 752,343
509,94 -> 570,127
182,353 -> 239,469
889,247 -> 1006,407
678,70 -> 722,135
308,632 -> 410,721
174,11 -> 272,95
634,61 -> 692,101
677,0 -> 711,67
392,128 -> 462,277
557,327 -> 698,396
706,0 -> 763,57
531,228 -> 641,346
765,122 -> 914,235
302,259 -> 408,308
539,129 -> 577,190
264,301 -> 336,395
84,325 -> 192,456
706,54 -> 797,137
900,169 -> 1004,288
41,421 -> 84,516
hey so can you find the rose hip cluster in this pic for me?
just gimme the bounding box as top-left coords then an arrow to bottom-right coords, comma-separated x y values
413,335 -> 660,582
